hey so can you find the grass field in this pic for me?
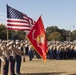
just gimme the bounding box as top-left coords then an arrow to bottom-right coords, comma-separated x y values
20,56 -> 76,75
1,56 -> 76,75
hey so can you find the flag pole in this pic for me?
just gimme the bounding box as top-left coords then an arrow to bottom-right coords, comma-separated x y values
0,60 -> 1,74
7,29 -> 9,42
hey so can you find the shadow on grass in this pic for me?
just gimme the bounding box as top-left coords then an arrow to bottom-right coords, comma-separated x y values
20,72 -> 66,75
69,74 -> 76,75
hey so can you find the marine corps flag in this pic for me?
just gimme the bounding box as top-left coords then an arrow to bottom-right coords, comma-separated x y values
27,16 -> 48,61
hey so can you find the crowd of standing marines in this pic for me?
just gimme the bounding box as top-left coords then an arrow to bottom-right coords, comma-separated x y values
0,40 -> 76,75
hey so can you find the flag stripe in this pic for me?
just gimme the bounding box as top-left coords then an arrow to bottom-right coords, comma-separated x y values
7,22 -> 29,25
7,24 -> 32,27
7,19 -> 29,24
7,26 -> 31,30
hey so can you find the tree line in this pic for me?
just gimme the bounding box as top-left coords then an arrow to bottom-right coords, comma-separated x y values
0,24 -> 76,41
0,24 -> 26,40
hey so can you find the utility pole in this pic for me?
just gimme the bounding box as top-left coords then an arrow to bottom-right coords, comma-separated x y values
73,26 -> 75,31
68,28 -> 71,43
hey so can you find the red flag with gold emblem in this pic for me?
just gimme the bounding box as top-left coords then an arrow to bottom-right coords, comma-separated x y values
27,16 -> 48,61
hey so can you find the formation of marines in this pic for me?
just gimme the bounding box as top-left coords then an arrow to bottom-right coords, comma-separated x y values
0,40 -> 76,75
0,40 -> 31,75
48,42 -> 76,60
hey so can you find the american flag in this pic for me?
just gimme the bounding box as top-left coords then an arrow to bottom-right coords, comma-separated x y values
7,5 -> 35,31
